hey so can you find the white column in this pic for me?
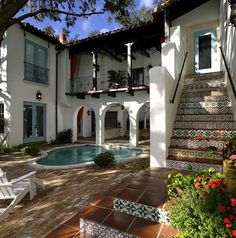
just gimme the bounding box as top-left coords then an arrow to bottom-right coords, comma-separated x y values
129,111 -> 139,147
95,107 -> 104,145
125,43 -> 133,85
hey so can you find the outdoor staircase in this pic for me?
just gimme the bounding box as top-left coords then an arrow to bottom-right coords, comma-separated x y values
167,71 -> 236,172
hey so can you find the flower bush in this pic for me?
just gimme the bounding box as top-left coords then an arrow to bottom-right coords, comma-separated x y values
168,168 -> 236,237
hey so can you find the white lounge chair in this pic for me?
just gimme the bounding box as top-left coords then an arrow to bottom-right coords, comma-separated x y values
0,169 -> 44,222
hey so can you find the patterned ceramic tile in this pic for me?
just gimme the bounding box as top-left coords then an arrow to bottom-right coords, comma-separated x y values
175,114 -> 233,122
166,160 -> 223,172
183,82 -> 226,92
178,101 -> 231,109
174,121 -> 236,130
113,198 -> 170,224
182,90 -> 228,98
185,72 -> 224,81
170,138 -> 226,150
180,96 -> 229,103
168,148 -> 222,159
177,107 -> 232,115
80,218 -> 137,238
172,129 -> 236,139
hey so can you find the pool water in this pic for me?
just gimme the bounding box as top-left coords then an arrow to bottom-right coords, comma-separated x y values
37,145 -> 143,166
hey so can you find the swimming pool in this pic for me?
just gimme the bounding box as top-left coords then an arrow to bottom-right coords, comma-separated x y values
35,144 -> 143,168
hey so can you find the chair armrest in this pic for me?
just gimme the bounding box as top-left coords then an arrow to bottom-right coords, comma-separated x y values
10,171 -> 36,184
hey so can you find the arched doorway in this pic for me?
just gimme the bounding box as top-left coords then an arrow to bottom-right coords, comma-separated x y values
137,102 -> 150,145
103,103 -> 129,142
76,106 -> 96,142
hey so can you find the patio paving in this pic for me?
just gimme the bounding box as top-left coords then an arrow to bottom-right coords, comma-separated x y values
46,168 -> 180,238
0,145 -> 149,238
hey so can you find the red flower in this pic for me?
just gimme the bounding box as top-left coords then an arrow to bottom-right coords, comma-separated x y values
226,223 -> 232,228
228,214 -> 234,221
205,184 -> 211,189
232,230 -> 236,237
218,204 -> 226,214
194,182 -> 201,189
230,198 -> 236,207
211,183 -> 217,189
214,179 -> 222,185
224,217 -> 231,225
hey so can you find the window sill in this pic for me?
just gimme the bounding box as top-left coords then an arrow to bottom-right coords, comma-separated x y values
23,79 -> 49,87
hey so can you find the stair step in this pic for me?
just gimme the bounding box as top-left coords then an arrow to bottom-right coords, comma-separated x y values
182,90 -> 228,98
174,121 -> 236,130
176,114 -> 234,122
185,71 -> 224,81
168,147 -> 222,159
180,95 -> 229,103
167,157 -> 223,172
178,101 -> 231,109
170,138 -> 226,150
183,82 -> 226,92
172,128 -> 236,139
177,107 -> 232,114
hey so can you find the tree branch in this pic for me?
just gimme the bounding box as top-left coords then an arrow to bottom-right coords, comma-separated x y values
9,8 -> 105,26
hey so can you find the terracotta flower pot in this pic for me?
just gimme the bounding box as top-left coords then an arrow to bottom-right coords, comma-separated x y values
223,161 -> 236,193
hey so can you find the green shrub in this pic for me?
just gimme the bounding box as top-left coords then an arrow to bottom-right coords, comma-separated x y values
0,144 -> 23,153
168,168 -> 235,238
93,151 -> 115,168
51,129 -> 72,144
25,145 -> 40,156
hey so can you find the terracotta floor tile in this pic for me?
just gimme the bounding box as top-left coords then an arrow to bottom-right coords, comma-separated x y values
116,188 -> 144,202
127,181 -> 150,191
80,205 -> 112,224
74,232 -> 94,238
127,217 -> 161,238
159,224 -> 178,238
64,215 -> 80,230
134,174 -> 157,183
103,210 -> 135,232
137,191 -> 167,208
92,197 -> 114,209
45,224 -> 79,238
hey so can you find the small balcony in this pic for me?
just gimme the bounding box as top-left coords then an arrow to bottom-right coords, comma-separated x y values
24,62 -> 49,84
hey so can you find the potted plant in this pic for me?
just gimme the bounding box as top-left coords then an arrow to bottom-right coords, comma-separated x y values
107,70 -> 126,88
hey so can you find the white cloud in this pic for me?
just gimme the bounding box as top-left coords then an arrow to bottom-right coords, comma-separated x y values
100,28 -> 109,33
81,18 -> 92,34
139,0 -> 153,8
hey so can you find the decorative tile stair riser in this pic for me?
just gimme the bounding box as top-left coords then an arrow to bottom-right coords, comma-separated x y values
113,198 -> 169,224
167,160 -> 223,172
170,138 -> 226,150
180,96 -> 229,103
175,114 -> 233,122
80,218 -> 137,238
177,107 -> 232,115
183,82 -> 226,91
185,71 -> 224,81
181,90 -> 228,97
174,121 -> 236,130
172,129 -> 236,139
168,148 -> 222,160
178,101 -> 231,109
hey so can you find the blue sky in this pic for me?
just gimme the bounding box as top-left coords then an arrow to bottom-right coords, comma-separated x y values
24,0 -> 154,40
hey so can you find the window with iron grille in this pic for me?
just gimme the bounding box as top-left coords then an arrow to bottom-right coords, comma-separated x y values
0,103 -> 4,133
24,40 -> 49,84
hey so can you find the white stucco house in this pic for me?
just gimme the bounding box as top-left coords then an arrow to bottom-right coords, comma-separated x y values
0,0 -> 235,169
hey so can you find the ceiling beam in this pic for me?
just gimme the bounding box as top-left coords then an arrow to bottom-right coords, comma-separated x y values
102,49 -> 123,62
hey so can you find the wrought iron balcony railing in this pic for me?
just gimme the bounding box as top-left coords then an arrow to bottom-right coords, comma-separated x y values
24,62 -> 49,84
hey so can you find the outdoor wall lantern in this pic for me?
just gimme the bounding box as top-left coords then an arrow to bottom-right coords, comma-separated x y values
87,110 -> 91,116
36,91 -> 42,101
121,105 -> 125,110
228,0 -> 236,26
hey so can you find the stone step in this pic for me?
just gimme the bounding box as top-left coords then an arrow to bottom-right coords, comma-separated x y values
174,121 -> 236,130
181,90 -> 228,98
170,138 -> 227,150
166,156 -> 223,172
183,82 -> 226,92
185,71 -> 224,81
184,79 -> 225,87
180,95 -> 229,103
178,101 -> 231,109
172,128 -> 236,139
177,107 -> 232,115
175,114 -> 234,122
168,147 -> 223,160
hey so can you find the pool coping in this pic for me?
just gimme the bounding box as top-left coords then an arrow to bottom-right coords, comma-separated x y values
29,143 -> 148,170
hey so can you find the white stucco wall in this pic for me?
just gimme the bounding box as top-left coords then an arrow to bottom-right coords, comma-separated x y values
3,24 -> 57,145
220,0 -> 236,117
